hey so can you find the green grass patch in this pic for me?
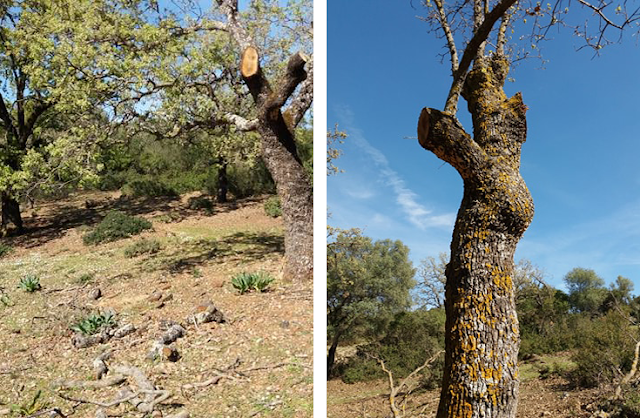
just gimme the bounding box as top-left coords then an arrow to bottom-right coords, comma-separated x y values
188,196 -> 215,214
124,238 -> 161,258
0,241 -> 12,258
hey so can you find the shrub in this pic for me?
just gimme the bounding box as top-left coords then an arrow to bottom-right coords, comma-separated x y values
339,309 -> 446,388
71,311 -> 117,336
18,274 -> 41,292
124,238 -> 161,258
120,179 -> 178,198
0,241 -> 12,258
264,196 -> 282,218
571,311 -> 637,388
226,162 -> 275,198
231,272 -> 275,294
83,211 -> 152,245
188,196 -> 214,214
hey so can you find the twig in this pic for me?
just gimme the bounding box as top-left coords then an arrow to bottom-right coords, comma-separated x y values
240,361 -> 312,373
57,391 -> 140,408
54,375 -> 126,390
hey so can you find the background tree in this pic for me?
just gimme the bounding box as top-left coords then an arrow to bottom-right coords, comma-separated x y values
138,0 -> 314,281
415,0 -> 639,414
327,229 -> 415,378
416,252 -> 448,309
564,267 -> 607,315
0,0 -> 185,234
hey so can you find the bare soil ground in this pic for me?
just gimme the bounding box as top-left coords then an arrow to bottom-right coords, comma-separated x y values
327,353 -> 602,418
0,191 -> 312,418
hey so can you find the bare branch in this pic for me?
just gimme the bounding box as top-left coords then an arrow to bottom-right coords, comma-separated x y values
444,0 -> 520,113
433,0 -> 460,74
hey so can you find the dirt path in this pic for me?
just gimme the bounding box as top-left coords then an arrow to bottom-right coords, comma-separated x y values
0,191 -> 312,417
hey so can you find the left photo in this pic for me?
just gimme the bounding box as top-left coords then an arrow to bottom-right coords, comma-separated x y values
0,1 -> 314,417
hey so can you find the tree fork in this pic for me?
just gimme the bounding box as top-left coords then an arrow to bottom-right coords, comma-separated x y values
239,46 -> 313,282
418,63 -> 533,417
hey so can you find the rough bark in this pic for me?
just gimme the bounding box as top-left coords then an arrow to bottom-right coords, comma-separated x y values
218,0 -> 313,282
240,48 -> 313,282
418,57 -> 533,418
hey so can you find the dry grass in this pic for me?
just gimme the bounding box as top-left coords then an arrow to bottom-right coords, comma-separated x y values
0,191 -> 312,417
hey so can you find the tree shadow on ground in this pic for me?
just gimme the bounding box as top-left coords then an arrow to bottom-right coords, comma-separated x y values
4,193 -> 265,249
152,231 -> 284,275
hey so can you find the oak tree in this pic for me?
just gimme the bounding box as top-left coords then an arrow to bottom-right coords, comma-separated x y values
327,229 -> 415,378
0,0 -> 184,234
141,1 -> 314,281
415,0 -> 639,415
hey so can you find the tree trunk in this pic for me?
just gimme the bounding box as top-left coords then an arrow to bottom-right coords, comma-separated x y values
418,57 -> 534,418
240,49 -> 313,282
258,124 -> 313,282
327,331 -> 342,378
1,192 -> 24,235
217,160 -> 228,203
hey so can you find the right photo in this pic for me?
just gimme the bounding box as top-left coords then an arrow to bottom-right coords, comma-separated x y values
327,1 -> 640,417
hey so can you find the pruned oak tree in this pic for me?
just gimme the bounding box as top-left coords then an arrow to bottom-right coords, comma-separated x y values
217,0 -> 313,282
415,0 -> 639,415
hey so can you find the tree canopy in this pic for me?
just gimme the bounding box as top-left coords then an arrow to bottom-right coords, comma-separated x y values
327,229 -> 416,376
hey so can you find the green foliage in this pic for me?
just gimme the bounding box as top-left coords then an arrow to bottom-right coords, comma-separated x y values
327,229 -> 415,376
124,238 -> 161,258
570,311 -> 638,388
340,309 -> 445,388
225,162 -> 275,198
264,196 -> 282,218
564,267 -> 607,315
71,311 -> 117,336
83,211 -> 152,245
621,389 -> 640,417
120,179 -> 178,198
231,272 -> 275,294
76,273 -> 95,284
10,390 -> 46,417
0,241 -> 12,258
0,0 -> 179,203
188,196 -> 215,214
18,274 -> 42,293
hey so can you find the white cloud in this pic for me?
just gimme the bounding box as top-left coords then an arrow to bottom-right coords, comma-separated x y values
335,106 -> 455,231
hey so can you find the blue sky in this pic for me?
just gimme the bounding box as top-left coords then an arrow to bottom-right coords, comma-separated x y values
327,0 -> 640,290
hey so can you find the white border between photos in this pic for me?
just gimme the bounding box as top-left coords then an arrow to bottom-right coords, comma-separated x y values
313,0 -> 327,416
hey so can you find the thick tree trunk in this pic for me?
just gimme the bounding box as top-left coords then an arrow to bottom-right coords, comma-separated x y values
258,124 -> 313,282
1,192 -> 24,235
240,48 -> 313,282
418,58 -> 534,417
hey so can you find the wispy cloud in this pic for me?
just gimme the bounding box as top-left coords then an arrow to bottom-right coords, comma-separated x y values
518,198 -> 640,285
335,106 -> 454,230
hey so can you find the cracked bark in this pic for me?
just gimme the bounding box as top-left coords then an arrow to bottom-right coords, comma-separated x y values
218,0 -> 313,282
240,49 -> 313,282
418,57 -> 533,418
